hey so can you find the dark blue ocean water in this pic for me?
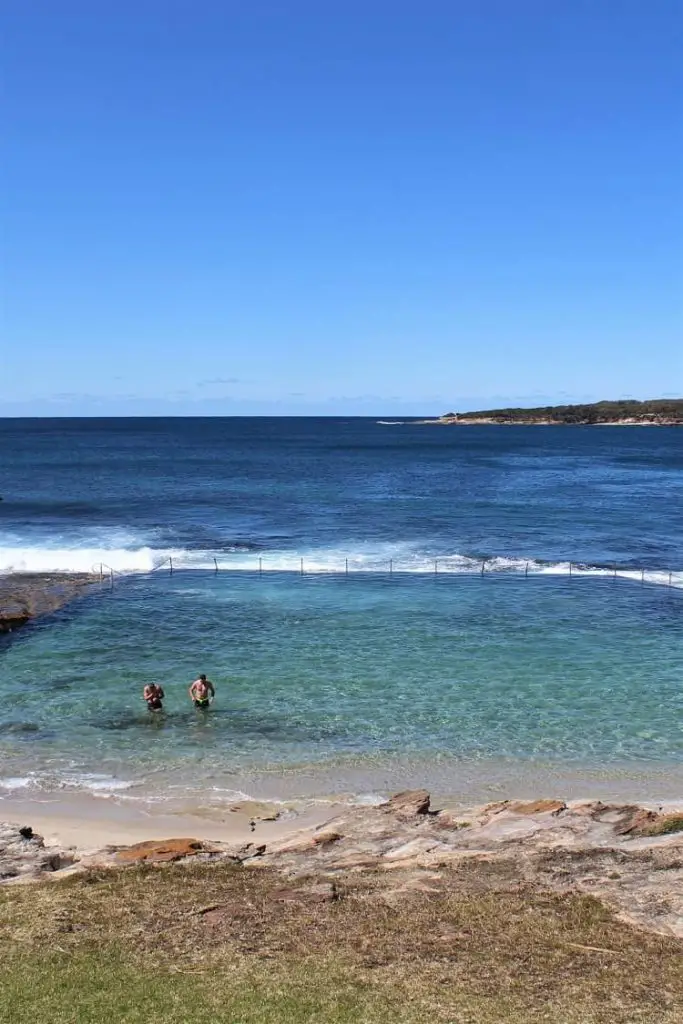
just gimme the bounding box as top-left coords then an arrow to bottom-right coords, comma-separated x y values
0,418 -> 681,802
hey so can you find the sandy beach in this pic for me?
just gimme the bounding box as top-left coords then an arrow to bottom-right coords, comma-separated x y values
0,789 -> 339,855
3,751 -> 683,858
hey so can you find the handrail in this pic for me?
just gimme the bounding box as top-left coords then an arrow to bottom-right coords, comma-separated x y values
92,562 -> 122,578
90,558 -> 683,588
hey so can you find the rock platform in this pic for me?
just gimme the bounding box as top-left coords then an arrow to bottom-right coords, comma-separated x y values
0,572 -> 100,633
3,791 -> 682,937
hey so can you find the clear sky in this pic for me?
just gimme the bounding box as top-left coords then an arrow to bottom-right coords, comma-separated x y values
2,1 -> 681,416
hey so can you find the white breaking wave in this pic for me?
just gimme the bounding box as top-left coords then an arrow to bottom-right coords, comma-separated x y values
0,771 -> 135,797
0,542 -> 680,588
0,545 -> 185,574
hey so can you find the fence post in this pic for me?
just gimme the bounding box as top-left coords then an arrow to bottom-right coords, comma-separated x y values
169,556 -> 173,575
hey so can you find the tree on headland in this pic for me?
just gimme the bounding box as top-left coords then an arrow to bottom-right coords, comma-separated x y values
452,399 -> 683,424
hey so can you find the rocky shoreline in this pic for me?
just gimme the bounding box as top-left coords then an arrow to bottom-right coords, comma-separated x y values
0,572 -> 101,633
3,791 -> 682,938
413,416 -> 682,426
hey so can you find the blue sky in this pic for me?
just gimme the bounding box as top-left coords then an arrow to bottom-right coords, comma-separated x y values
2,1 -> 681,416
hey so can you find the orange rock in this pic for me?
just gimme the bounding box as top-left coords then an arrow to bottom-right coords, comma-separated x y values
508,800 -> 566,816
114,838 -> 210,864
383,790 -> 431,817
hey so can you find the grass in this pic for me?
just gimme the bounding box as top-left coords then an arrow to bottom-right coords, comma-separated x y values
1,860 -> 682,1023
641,815 -> 683,837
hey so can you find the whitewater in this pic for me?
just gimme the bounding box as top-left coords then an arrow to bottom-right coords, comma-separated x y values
1,537 -> 681,587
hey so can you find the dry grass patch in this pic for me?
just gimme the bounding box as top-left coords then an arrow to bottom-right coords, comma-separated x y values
1,860 -> 681,1023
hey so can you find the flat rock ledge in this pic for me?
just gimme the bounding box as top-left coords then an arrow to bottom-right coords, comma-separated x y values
3,791 -> 683,937
0,572 -> 100,633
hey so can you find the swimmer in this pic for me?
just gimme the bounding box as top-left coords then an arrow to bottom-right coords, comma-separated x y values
143,683 -> 165,712
188,673 -> 215,709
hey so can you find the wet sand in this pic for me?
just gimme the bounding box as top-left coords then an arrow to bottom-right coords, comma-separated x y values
3,753 -> 683,855
0,789 -> 340,854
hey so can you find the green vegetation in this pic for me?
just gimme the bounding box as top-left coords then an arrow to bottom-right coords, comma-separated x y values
640,814 -> 683,837
451,398 -> 683,424
2,862 -> 682,1023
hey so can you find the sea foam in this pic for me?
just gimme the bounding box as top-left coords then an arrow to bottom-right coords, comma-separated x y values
0,541 -> 680,588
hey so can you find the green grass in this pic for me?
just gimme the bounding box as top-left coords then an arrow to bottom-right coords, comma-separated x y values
2,951 -> 412,1024
1,861 -> 682,1023
641,815 -> 683,836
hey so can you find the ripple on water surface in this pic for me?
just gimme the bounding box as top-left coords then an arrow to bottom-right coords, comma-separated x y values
0,573 -> 681,798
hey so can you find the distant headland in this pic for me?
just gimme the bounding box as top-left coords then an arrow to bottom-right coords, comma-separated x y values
410,398 -> 683,426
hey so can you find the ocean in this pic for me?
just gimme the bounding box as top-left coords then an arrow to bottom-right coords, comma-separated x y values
0,417 -> 681,806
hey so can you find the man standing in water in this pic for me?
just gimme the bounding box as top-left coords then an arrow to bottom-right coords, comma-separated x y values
143,682 -> 165,712
188,673 -> 215,709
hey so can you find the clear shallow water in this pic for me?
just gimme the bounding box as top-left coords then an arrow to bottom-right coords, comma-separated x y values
0,419 -> 681,801
1,573 -> 682,800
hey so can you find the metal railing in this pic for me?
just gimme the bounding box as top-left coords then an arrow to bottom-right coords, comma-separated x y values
98,556 -> 683,589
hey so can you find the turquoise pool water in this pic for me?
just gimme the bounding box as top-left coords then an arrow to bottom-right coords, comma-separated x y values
1,571 -> 681,800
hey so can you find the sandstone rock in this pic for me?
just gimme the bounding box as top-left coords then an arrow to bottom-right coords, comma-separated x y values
436,810 -> 472,830
617,809 -> 683,838
114,838 -> 217,864
266,829 -> 342,855
383,789 -> 431,818
325,853 -> 382,871
6,792 -> 683,940
383,837 -> 443,862
482,800 -> 511,816
0,573 -> 100,635
615,809 -> 658,835
508,799 -> 566,816
0,822 -> 76,880
312,830 -> 342,847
